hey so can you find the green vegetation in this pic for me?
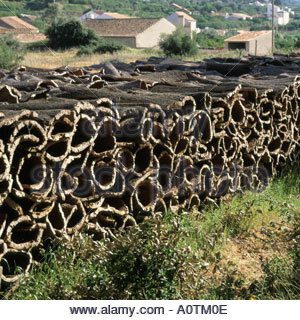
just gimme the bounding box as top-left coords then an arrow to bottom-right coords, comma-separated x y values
45,18 -> 98,49
77,38 -> 124,56
3,162 -> 300,300
44,18 -> 124,54
275,32 -> 300,52
195,29 -> 237,48
196,29 -> 225,48
0,0 -> 298,34
0,35 -> 25,69
159,27 -> 198,57
43,3 -> 62,23
1,0 -> 300,53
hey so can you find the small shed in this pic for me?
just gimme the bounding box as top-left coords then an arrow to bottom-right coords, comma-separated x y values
224,30 -> 272,56
84,18 -> 176,48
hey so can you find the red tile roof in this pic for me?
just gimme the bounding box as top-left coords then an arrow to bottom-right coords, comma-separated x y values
175,11 -> 196,22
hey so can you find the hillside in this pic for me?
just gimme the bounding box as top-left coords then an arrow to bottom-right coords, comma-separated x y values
1,0 -> 300,34
0,0 -> 271,26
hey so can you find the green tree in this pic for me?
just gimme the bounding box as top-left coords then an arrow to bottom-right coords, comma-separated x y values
46,18 -> 98,49
159,27 -> 198,57
43,3 -> 61,24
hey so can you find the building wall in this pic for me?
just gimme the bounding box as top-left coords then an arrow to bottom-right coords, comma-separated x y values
166,13 -> 196,31
267,4 -> 290,25
189,20 -> 197,31
166,12 -> 180,25
275,11 -> 290,25
248,32 -> 272,55
136,18 -> 176,48
282,11 -> 290,24
267,4 -> 280,16
275,16 -> 283,25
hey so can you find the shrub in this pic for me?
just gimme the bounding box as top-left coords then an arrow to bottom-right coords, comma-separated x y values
0,35 -> 25,70
159,27 -> 198,57
45,18 -> 98,49
77,39 -> 124,56
295,38 -> 300,49
26,39 -> 50,51
275,33 -> 300,52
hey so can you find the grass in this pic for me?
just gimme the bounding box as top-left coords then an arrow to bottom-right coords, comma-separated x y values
1,162 -> 300,300
22,45 -> 300,70
22,47 -> 243,69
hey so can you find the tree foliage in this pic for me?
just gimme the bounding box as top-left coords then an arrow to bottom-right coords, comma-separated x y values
45,18 -> 98,49
159,27 -> 198,57
43,3 -> 62,23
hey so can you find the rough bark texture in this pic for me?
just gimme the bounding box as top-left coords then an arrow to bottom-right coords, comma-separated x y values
1,54 -> 300,286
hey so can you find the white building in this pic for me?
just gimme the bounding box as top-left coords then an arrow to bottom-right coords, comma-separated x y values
266,3 -> 290,25
80,10 -> 129,22
166,11 -> 197,38
255,1 -> 266,6
227,13 -> 253,20
267,3 -> 281,16
249,1 -> 266,6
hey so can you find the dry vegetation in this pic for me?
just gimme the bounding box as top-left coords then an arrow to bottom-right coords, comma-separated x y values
23,47 -> 242,69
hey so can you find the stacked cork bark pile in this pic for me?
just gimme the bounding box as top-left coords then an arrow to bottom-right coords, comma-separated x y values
0,54 -> 300,286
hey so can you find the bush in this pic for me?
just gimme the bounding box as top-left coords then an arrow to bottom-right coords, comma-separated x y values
45,18 -> 98,49
275,33 -> 300,52
77,39 -> 124,56
0,35 -> 25,70
26,39 -> 50,52
159,27 -> 198,57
